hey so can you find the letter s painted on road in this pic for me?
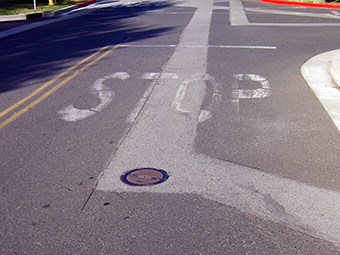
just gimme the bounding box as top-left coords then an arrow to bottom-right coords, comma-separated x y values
58,72 -> 130,122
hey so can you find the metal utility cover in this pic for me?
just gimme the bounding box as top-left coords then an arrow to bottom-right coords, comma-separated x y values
120,168 -> 169,186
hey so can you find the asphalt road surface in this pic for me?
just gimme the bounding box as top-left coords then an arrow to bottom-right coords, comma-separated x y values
1,0 -> 340,253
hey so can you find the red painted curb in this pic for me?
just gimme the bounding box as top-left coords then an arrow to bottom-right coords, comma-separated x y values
76,0 -> 96,8
260,0 -> 340,9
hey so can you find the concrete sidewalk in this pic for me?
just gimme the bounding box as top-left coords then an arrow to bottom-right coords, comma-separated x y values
301,49 -> 340,133
331,53 -> 340,87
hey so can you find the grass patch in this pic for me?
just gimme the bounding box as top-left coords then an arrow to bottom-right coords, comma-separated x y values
0,0 -> 84,15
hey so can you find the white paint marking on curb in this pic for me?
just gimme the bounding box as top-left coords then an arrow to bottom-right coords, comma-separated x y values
58,72 -> 129,122
301,49 -> 340,133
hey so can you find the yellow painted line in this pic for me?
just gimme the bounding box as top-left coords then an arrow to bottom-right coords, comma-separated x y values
0,44 -> 120,130
0,45 -> 110,120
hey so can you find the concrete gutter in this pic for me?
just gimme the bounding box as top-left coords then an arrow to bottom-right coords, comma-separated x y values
330,54 -> 340,87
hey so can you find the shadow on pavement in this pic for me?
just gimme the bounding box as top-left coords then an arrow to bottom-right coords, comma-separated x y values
0,2 -> 179,93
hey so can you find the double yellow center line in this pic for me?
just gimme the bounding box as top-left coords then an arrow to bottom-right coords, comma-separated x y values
0,44 -> 120,130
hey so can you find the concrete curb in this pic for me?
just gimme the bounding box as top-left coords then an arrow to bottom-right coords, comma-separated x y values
0,12 -> 44,21
0,0 -> 97,22
330,54 -> 340,87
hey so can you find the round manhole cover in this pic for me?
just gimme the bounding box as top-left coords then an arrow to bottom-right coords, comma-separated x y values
120,168 -> 169,186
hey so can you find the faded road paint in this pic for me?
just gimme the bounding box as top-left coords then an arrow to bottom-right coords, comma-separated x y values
97,0 -> 340,246
58,72 -> 129,122
232,74 -> 271,99
0,45 -> 120,130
